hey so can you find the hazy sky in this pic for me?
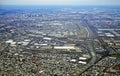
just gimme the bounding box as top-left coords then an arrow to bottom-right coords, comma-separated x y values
0,0 -> 120,5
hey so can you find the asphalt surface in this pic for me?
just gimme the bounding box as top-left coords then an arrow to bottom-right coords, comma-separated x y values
79,19 -> 97,75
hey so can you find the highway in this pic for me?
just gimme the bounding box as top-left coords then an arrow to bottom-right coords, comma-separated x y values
82,19 -> 96,64
79,19 -> 97,75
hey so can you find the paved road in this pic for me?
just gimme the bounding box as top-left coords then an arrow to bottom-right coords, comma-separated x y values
79,19 -> 97,75
82,19 -> 96,63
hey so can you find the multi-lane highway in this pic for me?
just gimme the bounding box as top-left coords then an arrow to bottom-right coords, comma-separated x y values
82,19 -> 96,64
79,19 -> 97,75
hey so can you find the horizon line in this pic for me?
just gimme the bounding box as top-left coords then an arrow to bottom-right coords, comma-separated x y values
1,4 -> 120,6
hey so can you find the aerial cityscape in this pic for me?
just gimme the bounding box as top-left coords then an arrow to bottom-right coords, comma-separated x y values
0,0 -> 120,76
